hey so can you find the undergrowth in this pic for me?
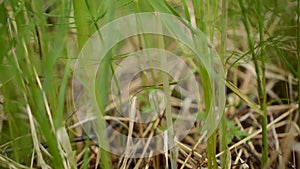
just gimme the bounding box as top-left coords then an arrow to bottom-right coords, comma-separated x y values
0,0 -> 299,169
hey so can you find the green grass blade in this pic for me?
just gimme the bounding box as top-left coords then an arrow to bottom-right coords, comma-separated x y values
256,0 -> 268,167
219,0 -> 229,168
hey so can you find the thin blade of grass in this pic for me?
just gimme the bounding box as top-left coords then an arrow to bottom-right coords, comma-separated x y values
219,0 -> 229,168
226,80 -> 263,115
256,0 -> 268,166
26,103 -> 50,169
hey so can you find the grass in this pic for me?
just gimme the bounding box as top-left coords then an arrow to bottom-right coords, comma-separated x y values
0,0 -> 299,168
219,0 -> 228,168
238,0 -> 268,167
256,0 -> 268,167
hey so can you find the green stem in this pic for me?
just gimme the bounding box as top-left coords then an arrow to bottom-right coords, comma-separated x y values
238,0 -> 268,167
73,1 -> 112,168
155,15 -> 177,169
257,0 -> 268,167
219,0 -> 228,168
192,1 -> 217,168
73,0 -> 90,50
181,0 -> 191,22
192,0 -> 206,34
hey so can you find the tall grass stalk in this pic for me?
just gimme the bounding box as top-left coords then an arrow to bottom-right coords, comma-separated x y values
192,1 -> 218,168
3,1 -> 70,167
207,0 -> 217,41
97,0 -> 115,168
238,0 -> 268,167
55,0 -> 72,129
73,0 -> 90,49
192,0 -> 206,34
256,0 -> 268,167
181,0 -> 191,22
73,1 -> 112,168
155,16 -> 177,169
3,3 -> 30,163
219,0 -> 229,168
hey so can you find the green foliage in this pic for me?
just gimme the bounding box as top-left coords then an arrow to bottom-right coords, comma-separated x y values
226,121 -> 249,145
0,0 -> 298,168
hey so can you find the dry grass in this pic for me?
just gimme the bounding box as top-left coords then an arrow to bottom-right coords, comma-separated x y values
0,0 -> 299,169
